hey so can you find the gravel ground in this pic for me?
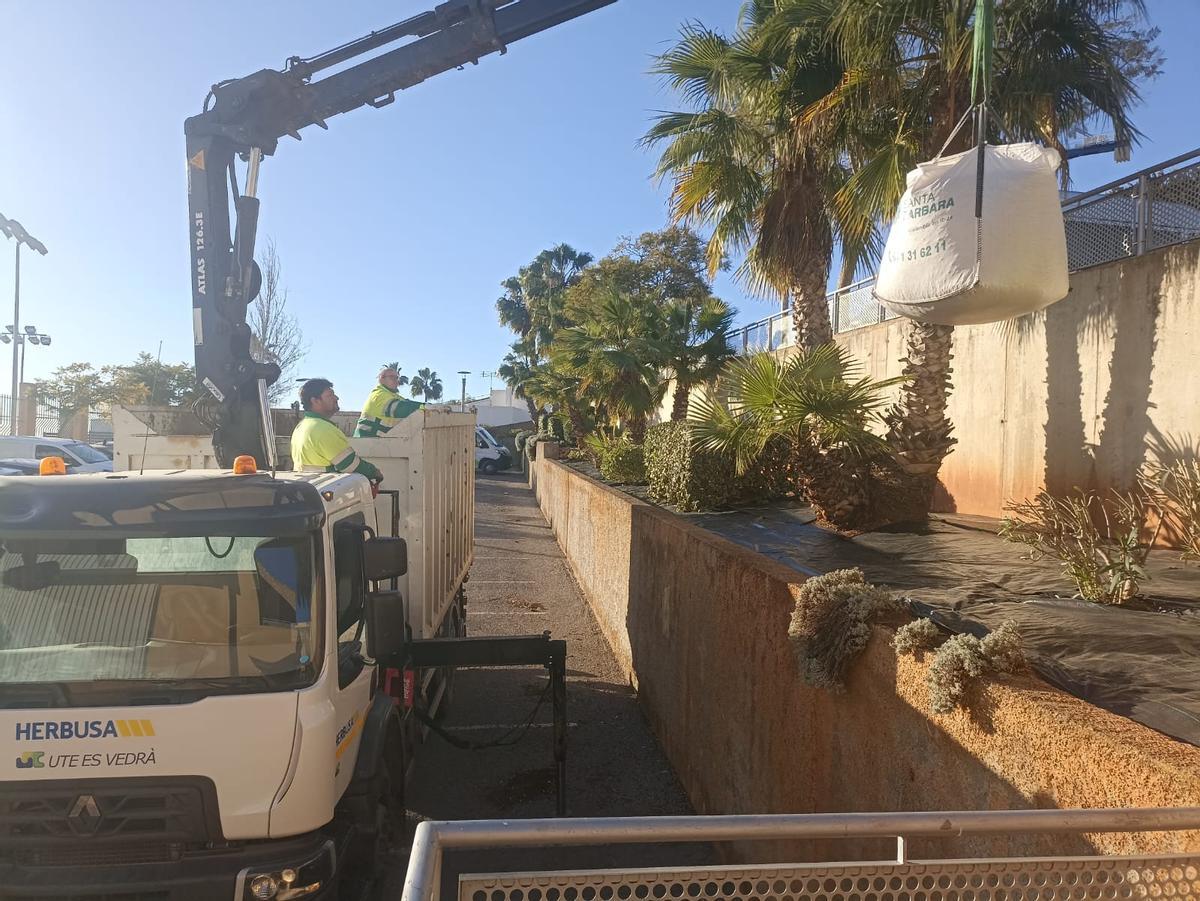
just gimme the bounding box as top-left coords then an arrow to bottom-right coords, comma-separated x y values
381,471 -> 710,898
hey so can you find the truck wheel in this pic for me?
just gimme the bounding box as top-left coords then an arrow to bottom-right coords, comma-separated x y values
478,459 -> 498,475
344,719 -> 406,898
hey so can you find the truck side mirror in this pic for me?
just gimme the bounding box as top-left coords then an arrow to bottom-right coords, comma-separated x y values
366,590 -> 407,661
364,536 -> 407,582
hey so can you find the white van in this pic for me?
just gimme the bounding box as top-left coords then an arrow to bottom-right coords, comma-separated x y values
474,425 -> 512,474
0,435 -> 114,472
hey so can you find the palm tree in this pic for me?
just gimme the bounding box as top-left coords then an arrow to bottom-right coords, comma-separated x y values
644,3 -> 856,351
690,345 -> 901,529
803,0 -> 1147,507
662,296 -> 736,420
496,244 -> 593,421
523,360 -> 593,441
497,348 -> 541,423
409,368 -> 443,402
553,291 -> 667,444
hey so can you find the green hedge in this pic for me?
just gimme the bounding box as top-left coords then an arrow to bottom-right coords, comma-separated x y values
737,434 -> 794,503
645,421 -> 737,511
645,422 -> 794,511
598,440 -> 646,484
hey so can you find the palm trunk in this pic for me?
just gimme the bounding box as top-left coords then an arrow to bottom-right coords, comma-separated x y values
671,381 -> 690,421
790,243 -> 834,352
566,404 -> 588,445
628,416 -> 647,445
524,397 -> 539,424
883,321 -> 957,514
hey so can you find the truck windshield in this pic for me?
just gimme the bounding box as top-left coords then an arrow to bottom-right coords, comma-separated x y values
0,533 -> 321,696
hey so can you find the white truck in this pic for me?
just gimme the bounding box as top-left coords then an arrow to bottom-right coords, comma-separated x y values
0,407 -> 477,899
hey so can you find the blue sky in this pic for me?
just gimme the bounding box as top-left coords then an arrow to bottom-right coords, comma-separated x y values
1,1 -> 1196,407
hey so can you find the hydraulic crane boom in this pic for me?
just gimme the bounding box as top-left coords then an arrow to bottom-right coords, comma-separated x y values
185,0 -> 615,467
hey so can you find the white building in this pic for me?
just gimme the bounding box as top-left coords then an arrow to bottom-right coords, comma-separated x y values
462,387 -> 534,428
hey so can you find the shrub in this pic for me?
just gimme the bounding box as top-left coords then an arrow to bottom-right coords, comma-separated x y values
787,568 -> 896,691
926,621 -> 1023,715
1141,459 -> 1200,561
892,617 -> 944,657
1000,489 -> 1162,603
734,434 -> 795,504
598,440 -> 646,485
525,433 -> 558,461
689,348 -> 902,530
645,421 -> 737,511
513,430 -> 534,454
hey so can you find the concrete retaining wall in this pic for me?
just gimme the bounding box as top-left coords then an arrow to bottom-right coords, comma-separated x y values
837,241 -> 1200,517
535,457 -> 1200,859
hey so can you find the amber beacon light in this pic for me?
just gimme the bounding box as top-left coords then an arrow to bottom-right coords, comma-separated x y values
232,455 -> 259,475
38,456 -> 66,476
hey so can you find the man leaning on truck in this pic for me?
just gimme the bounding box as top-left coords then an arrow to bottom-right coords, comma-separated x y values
291,378 -> 383,485
354,364 -> 422,437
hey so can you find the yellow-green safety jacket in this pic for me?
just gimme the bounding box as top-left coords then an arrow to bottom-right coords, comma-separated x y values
354,384 -> 422,437
291,413 -> 382,482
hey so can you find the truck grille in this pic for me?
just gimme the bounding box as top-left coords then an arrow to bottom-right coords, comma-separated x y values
5,894 -> 168,901
0,776 -> 223,851
11,842 -> 180,868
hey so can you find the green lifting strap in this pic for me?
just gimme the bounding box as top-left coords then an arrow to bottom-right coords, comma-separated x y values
970,0 -> 996,220
970,0 -> 995,107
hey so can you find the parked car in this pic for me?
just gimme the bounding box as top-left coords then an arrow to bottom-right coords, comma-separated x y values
0,436 -> 114,472
475,425 -> 513,474
0,458 -> 41,476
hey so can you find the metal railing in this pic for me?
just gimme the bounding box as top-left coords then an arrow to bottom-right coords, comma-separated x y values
734,146 -> 1200,351
401,807 -> 1200,901
1060,146 -> 1200,270
0,392 -> 66,437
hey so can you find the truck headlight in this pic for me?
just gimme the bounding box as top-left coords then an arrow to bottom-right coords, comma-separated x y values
239,840 -> 334,900
249,874 -> 279,899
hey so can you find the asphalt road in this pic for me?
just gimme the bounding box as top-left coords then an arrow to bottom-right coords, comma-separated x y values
382,470 -> 710,898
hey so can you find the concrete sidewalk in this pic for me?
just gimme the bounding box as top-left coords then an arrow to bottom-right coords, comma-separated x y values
386,471 -> 709,895
406,470 -> 694,821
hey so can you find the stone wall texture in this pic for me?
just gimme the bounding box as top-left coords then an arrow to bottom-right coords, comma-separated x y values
535,457 -> 1200,860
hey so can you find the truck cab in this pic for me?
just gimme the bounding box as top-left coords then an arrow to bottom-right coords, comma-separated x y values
0,467 -> 411,899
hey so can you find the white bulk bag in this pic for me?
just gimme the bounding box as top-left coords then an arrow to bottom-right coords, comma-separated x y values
873,142 -> 1069,326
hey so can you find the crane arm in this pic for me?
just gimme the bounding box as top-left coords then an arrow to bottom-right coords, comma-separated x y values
184,0 -> 615,467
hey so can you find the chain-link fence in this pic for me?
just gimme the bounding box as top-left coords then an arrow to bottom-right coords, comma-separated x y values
734,146 -> 1200,351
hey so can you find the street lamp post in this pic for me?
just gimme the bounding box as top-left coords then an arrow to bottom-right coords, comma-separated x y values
1,325 -> 53,388
1,326 -> 52,435
457,370 -> 470,412
0,214 -> 49,435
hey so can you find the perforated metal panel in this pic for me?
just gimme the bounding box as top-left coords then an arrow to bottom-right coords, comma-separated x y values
460,855 -> 1200,901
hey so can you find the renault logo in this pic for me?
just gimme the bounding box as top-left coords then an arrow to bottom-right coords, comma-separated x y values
67,794 -> 102,835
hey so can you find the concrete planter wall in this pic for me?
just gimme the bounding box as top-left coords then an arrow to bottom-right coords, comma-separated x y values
535,458 -> 1200,860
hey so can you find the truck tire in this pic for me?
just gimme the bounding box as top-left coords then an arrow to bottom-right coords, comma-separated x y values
478,458 -> 498,475
342,715 -> 406,898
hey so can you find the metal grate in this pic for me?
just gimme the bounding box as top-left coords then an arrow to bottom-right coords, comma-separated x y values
831,279 -> 891,334
461,855 -> 1200,901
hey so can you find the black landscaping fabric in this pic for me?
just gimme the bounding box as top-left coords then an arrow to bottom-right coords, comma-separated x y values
684,501 -> 1200,747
